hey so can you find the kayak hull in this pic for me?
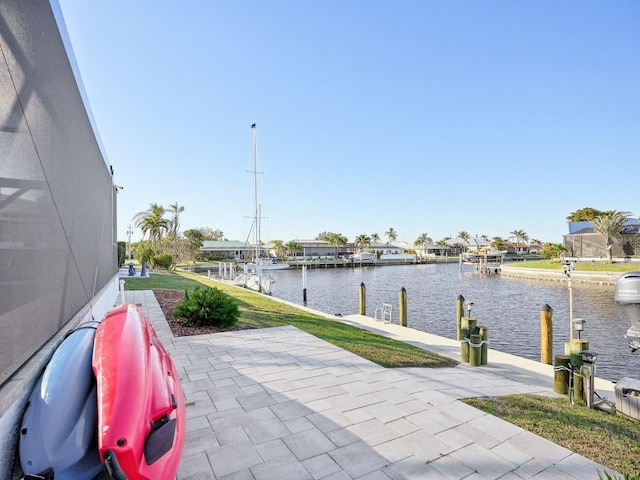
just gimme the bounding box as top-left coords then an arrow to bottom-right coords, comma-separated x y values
93,304 -> 185,480
19,321 -> 104,480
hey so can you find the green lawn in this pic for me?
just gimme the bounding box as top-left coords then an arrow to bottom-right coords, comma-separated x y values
506,260 -> 640,272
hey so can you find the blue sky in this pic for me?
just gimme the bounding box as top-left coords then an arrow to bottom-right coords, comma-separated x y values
57,1 -> 640,245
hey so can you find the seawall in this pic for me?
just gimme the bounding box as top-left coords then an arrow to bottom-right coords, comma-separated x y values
500,265 -> 621,285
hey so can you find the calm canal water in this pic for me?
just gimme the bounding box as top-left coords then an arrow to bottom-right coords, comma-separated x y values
266,263 -> 639,383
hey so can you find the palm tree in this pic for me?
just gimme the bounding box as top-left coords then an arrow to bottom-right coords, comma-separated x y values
509,229 -> 529,253
327,233 -> 348,258
167,202 -> 185,239
415,233 -> 430,258
457,231 -> 470,252
284,241 -> 301,259
592,211 -> 631,261
371,233 -> 380,243
271,240 -> 285,258
385,228 -> 397,244
133,203 -> 168,249
354,234 -> 371,251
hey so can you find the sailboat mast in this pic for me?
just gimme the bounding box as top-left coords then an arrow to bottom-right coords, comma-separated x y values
251,124 -> 259,262
251,123 -> 263,292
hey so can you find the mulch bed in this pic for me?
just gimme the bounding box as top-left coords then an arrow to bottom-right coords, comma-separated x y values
153,288 -> 255,336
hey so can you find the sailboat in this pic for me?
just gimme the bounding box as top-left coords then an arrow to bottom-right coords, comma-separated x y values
235,123 -> 287,294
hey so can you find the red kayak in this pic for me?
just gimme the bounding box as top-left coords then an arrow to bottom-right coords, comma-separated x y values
93,304 -> 185,480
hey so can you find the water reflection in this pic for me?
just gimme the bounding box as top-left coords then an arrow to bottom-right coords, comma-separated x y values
268,263 -> 639,382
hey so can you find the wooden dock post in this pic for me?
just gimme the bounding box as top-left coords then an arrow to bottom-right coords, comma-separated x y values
456,295 -> 465,341
302,264 -> 307,303
469,333 -> 482,366
460,317 -> 477,363
359,282 -> 366,316
479,326 -> 488,365
566,339 -> 590,403
399,287 -> 407,327
540,304 -> 553,365
554,354 -> 571,394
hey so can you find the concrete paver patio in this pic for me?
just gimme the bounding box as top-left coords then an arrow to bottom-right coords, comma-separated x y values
122,290 -> 617,480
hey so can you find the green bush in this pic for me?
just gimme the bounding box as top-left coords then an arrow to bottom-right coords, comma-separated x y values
174,286 -> 239,328
153,253 -> 173,270
117,241 -> 126,266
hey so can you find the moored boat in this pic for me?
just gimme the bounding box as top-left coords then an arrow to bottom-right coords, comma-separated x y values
92,304 -> 185,480
460,248 -> 506,273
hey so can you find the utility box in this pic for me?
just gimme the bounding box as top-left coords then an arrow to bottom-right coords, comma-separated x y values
615,377 -> 640,420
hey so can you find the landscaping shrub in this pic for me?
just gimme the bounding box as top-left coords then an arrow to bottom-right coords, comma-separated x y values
174,286 -> 239,328
153,253 -> 173,270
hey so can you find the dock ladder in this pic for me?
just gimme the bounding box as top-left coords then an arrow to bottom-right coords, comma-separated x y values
375,303 -> 393,324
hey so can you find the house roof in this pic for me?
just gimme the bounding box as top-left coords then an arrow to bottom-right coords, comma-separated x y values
445,236 -> 490,247
201,240 -> 248,250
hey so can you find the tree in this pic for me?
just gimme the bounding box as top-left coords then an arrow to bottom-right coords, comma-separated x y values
510,229 -> 529,252
415,233 -> 429,249
540,243 -> 566,260
371,233 -> 380,243
592,211 -> 631,261
198,227 -> 224,241
271,240 -> 285,258
385,227 -> 397,244
326,232 -> 348,258
566,207 -> 612,222
492,237 -> 504,250
457,231 -> 470,251
132,240 -> 155,264
354,234 -> 371,251
284,241 -> 301,258
133,203 -> 168,249
167,202 -> 185,239
183,228 -> 204,263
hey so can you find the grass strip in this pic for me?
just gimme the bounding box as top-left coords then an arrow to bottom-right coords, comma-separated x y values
123,270 -> 457,368
464,395 -> 640,478
505,261 -> 640,272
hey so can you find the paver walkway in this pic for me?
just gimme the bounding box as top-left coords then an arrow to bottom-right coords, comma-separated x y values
121,290 -> 618,480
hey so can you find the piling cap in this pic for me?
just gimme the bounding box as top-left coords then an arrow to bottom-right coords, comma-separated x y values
541,304 -> 553,312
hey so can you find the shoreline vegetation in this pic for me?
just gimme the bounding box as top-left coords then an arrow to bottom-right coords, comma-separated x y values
124,267 -> 640,478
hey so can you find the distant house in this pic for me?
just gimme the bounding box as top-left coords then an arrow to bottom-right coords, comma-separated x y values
367,241 -> 404,256
200,240 -> 249,260
405,241 -> 448,258
503,242 -> 529,255
446,236 -> 491,255
563,219 -> 640,258
271,239 -> 336,259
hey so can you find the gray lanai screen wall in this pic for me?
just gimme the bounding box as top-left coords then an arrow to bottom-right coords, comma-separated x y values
0,1 -> 117,387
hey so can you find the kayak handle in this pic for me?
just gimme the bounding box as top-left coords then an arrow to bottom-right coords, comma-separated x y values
104,449 -> 128,480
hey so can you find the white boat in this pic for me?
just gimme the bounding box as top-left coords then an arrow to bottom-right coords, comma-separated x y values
235,124 -> 281,294
352,251 -> 376,262
460,248 -> 506,274
247,258 -> 290,271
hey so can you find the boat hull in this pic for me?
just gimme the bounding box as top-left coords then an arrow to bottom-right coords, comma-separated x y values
93,304 -> 185,480
19,322 -> 104,480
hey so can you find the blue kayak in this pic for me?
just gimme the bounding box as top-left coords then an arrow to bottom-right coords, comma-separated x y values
19,321 -> 104,480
